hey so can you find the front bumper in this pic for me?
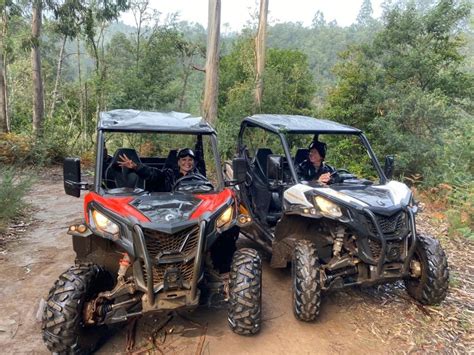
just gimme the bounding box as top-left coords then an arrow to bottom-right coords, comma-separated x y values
356,207 -> 417,278
131,221 -> 207,312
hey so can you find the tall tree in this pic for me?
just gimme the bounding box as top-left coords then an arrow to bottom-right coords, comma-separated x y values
356,0 -> 373,25
0,1 -> 13,133
254,0 -> 268,112
202,0 -> 220,124
0,51 -> 7,133
31,0 -> 44,136
48,34 -> 66,118
131,0 -> 154,70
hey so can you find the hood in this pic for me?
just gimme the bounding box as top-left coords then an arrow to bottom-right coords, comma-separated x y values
131,194 -> 201,224
285,181 -> 412,212
85,189 -> 234,233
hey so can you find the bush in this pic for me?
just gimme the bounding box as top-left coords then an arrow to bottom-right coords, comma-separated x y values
0,133 -> 31,164
0,167 -> 33,232
0,131 -> 69,167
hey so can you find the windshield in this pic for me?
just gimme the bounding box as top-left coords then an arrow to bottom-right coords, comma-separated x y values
99,132 -> 222,194
286,133 -> 382,184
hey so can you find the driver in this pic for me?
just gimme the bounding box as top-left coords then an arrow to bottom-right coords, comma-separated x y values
297,141 -> 335,184
118,148 -> 201,191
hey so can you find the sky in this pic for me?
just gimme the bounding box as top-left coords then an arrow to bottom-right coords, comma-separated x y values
121,0 -> 385,31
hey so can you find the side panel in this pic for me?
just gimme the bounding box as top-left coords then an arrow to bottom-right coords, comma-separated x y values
72,234 -> 121,275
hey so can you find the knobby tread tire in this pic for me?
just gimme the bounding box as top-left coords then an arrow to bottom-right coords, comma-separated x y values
292,240 -> 321,322
405,235 -> 449,305
228,248 -> 262,335
42,264 -> 111,354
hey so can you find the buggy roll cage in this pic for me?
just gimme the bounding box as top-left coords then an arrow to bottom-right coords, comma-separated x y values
237,115 -> 388,185
93,110 -> 224,193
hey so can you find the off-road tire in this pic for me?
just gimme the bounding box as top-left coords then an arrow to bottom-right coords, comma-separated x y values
405,234 -> 449,305
292,240 -> 321,322
42,264 -> 113,354
228,248 -> 262,335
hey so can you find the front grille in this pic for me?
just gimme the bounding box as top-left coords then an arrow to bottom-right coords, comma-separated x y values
368,239 -> 382,259
142,225 -> 200,286
368,239 -> 405,261
366,212 -> 406,237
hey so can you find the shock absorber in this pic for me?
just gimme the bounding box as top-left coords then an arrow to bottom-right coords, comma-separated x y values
333,227 -> 345,258
97,302 -> 113,317
118,253 -> 131,283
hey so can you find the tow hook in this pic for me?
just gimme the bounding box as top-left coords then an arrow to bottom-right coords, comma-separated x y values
409,260 -> 422,278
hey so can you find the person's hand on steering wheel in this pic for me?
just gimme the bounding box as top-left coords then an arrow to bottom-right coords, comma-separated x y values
318,172 -> 331,184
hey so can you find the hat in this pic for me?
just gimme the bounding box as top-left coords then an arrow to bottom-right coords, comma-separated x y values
177,148 -> 196,159
308,141 -> 327,159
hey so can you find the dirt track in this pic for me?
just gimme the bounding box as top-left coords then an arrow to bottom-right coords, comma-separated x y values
0,174 -> 472,354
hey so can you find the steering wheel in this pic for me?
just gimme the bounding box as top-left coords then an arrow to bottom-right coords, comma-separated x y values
329,169 -> 356,184
172,173 -> 214,192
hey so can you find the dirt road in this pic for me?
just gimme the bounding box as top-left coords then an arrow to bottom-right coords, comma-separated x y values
0,174 -> 472,354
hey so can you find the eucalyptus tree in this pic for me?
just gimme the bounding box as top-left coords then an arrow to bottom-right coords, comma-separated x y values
0,1 -> 21,132
46,0 -> 129,146
31,0 -> 43,136
202,0 -> 220,124
254,0 -> 268,111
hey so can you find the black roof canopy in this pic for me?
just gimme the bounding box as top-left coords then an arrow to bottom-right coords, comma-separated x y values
98,109 -> 215,134
243,114 -> 361,134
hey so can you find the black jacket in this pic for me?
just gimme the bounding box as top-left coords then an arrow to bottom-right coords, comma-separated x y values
135,164 -> 201,192
297,159 -> 335,181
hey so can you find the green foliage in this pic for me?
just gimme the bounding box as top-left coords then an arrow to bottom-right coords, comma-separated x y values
325,0 -> 473,236
0,167 -> 32,232
218,37 -> 316,158
326,0 -> 472,180
104,22 -> 203,112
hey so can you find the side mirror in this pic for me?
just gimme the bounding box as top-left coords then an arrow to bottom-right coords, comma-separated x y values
232,157 -> 247,183
384,155 -> 395,180
267,155 -> 283,182
64,158 -> 82,197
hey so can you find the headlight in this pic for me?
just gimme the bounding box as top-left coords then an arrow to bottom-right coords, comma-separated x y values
92,210 -> 120,235
314,196 -> 342,218
216,205 -> 234,229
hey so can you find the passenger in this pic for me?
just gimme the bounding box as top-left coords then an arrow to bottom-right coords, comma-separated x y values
297,141 -> 335,184
118,148 -> 201,191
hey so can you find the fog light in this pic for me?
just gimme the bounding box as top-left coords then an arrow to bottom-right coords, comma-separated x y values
78,224 -> 87,233
238,214 -> 252,225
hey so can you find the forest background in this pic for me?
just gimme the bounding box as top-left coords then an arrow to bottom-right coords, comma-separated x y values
0,0 -> 472,239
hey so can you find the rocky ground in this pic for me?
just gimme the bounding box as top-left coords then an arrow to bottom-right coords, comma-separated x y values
0,171 -> 472,354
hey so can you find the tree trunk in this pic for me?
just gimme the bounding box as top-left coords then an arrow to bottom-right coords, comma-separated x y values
254,0 -> 269,112
49,35 -> 67,118
0,6 -> 9,133
31,0 -> 44,136
179,69 -> 190,111
3,50 -> 9,131
0,51 -> 7,133
76,37 -> 85,151
202,0 -> 220,125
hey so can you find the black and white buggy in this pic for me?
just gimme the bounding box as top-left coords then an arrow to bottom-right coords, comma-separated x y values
231,114 -> 449,321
